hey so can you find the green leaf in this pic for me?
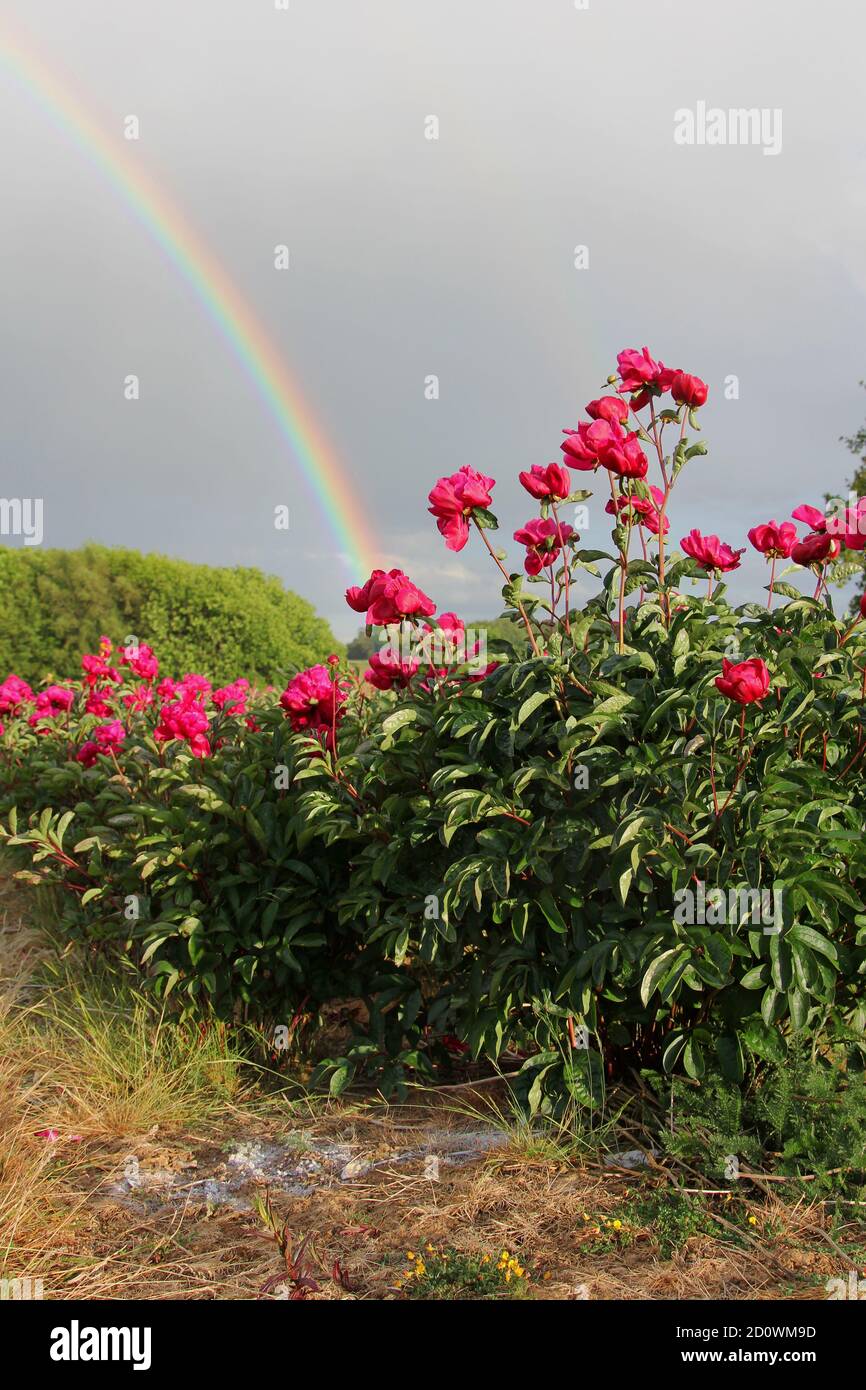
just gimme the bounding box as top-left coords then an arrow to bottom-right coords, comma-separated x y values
517,690 -> 550,726
743,1018 -> 785,1062
640,948 -> 683,1006
788,924 -> 839,964
683,1038 -> 705,1079
537,889 -> 567,934
329,1063 -> 351,1097
715,1034 -> 744,1082
382,707 -> 419,736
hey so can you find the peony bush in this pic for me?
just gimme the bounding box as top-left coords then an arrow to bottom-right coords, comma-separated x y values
3,345 -> 866,1108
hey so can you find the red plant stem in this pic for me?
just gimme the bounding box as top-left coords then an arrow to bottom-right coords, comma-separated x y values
715,711 -> 751,818
551,500 -> 572,637
650,400 -> 685,621
473,518 -> 540,656
617,560 -> 627,652
655,477 -> 669,597
665,821 -> 694,845
767,555 -> 776,610
717,751 -> 752,818
839,617 -> 865,647
110,749 -> 131,787
638,527 -> 648,605
567,673 -> 594,699
607,473 -> 628,653
840,738 -> 866,778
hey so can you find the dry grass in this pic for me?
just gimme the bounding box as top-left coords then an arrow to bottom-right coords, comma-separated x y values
1,864 -> 863,1301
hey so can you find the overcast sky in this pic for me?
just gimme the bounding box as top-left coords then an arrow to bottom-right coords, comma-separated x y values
1,0 -> 865,638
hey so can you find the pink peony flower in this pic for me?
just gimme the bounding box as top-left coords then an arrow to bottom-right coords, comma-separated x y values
681,529 -> 745,573
513,517 -> 575,576
346,569 -> 436,626
364,648 -> 420,691
212,678 -> 250,716
791,533 -> 840,567
586,396 -> 630,425
826,498 -> 866,552
154,692 -> 212,758
81,652 -> 120,686
671,372 -> 709,408
28,685 -> 75,727
280,665 -> 348,748
792,504 -> 827,533
95,719 -> 125,749
123,685 -> 155,713
518,462 -> 571,502
0,674 -> 34,716
177,673 -> 212,699
596,431 -> 649,480
427,466 -> 496,551
85,688 -> 114,718
434,611 -> 466,639
616,346 -> 677,409
715,657 -> 770,705
119,641 -> 159,682
605,485 -> 669,536
562,418 -> 648,479
747,521 -> 798,559
561,419 -> 623,471
76,722 -> 124,767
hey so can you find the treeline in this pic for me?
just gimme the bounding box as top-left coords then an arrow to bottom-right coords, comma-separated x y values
0,545 -> 341,684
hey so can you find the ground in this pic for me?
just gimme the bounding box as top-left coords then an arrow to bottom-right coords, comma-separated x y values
2,866 -> 863,1301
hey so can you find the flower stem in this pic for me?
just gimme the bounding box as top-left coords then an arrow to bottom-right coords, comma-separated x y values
551,501 -> 572,638
767,555 -> 776,610
607,473 -> 628,653
473,518 -> 540,656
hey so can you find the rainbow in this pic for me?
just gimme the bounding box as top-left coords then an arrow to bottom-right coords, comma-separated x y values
0,23 -> 380,579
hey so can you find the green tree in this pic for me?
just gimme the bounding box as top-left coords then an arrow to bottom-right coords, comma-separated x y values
346,629 -> 378,661
0,545 -> 341,684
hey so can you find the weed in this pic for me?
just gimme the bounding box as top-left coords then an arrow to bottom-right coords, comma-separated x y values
397,1243 -> 531,1300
